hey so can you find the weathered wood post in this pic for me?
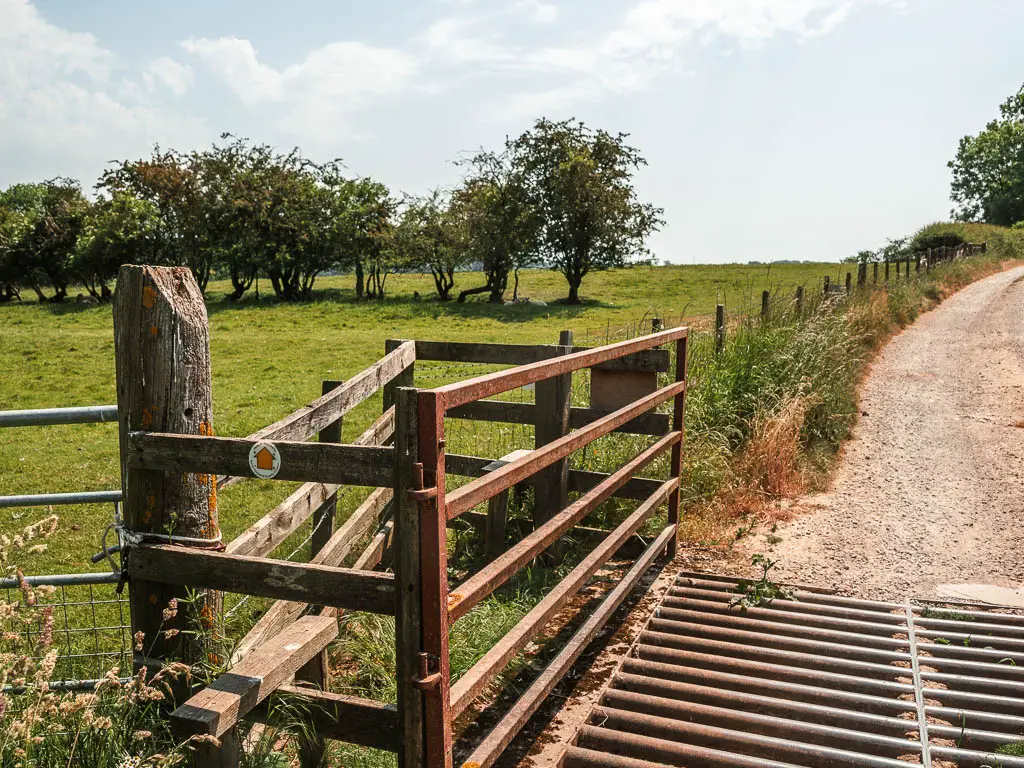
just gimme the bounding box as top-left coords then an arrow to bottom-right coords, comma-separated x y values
715,304 -> 725,354
857,263 -> 867,288
845,272 -> 852,294
384,339 -> 416,412
795,285 -> 804,315
872,262 -> 878,284
915,254 -> 921,273
394,388 -> 425,768
885,260 -> 890,282
761,290 -> 770,321
112,265 -> 237,765
534,330 -> 573,557
823,275 -> 830,295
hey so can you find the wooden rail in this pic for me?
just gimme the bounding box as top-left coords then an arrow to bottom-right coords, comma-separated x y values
113,264 -> 690,768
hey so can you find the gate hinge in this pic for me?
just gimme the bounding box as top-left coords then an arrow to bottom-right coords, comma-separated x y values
412,652 -> 442,690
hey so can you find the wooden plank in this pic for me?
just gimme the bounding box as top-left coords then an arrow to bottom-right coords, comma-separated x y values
445,453 -> 663,501
590,370 -> 658,412
252,341 -> 415,443
485,492 -> 509,560
128,432 -> 394,488
445,381 -> 686,519
458,525 -> 675,768
450,479 -> 675,716
254,686 -> 399,752
383,339 -> 415,412
447,400 -> 669,436
447,437 -> 680,622
454,511 -> 648,556
172,615 -> 337,737
394,387 -> 425,768
534,330 -> 573,534
226,482 -> 333,558
225,407 -> 394,559
128,545 -> 395,614
231,489 -> 393,664
311,379 -> 344,565
402,339 -> 668,372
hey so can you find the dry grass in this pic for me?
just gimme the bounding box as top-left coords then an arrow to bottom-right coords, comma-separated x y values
735,393 -> 817,499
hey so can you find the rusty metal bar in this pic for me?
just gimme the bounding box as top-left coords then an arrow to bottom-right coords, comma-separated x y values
639,631 -> 907,682
592,701 -> 921,760
609,674 -> 916,737
930,746 -> 1024,768
666,586 -> 907,625
921,670 -> 1024,697
647,617 -> 910,665
457,525 -> 674,768
447,456 -> 678,622
914,616 -> 1024,640
564,742 -> 801,768
666,336 -> 686,558
922,685 -> 1024,716
450,479 -> 672,716
632,645 -> 914,698
659,595 -> 907,637
917,628 -> 1024,652
655,605 -> 907,650
619,658 -> 916,716
674,575 -> 904,612
928,723 -> 1024,751
416,389 -> 453,768
922,642 -> 1024,666
431,326 -> 688,410
446,383 -> 685,519
925,705 -> 1024,735
577,719 -> 914,768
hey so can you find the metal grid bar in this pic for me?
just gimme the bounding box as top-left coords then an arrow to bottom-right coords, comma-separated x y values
564,574 -> 1024,768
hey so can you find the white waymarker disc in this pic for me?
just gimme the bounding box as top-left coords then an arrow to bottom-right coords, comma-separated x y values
248,441 -> 282,479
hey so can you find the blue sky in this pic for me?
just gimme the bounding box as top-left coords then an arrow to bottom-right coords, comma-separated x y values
2,0 -> 1022,263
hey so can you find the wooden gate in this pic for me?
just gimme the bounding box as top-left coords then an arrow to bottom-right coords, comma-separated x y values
112,265 -> 687,768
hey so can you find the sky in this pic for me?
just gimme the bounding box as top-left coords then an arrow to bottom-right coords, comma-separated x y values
1,0 -> 1022,264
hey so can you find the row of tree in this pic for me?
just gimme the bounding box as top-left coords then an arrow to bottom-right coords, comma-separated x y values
0,119 -> 663,305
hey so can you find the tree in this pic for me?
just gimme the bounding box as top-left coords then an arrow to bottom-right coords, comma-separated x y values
398,190 -> 468,300
337,178 -> 394,299
511,118 -> 663,303
74,192 -> 161,300
100,149 -> 211,291
949,84 -> 1024,226
0,179 -> 89,302
454,149 -> 539,303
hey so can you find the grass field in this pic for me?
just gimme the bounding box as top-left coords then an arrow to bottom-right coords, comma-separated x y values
0,260 -> 841,574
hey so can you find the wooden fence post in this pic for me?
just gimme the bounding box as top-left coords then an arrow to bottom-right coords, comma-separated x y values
845,271 -> 852,294
715,304 -> 725,353
112,265 -> 238,766
872,262 -> 878,284
795,285 -> 804,315
823,275 -> 830,295
760,290 -> 770,321
885,260 -> 890,282
915,254 -> 921,273
395,388 -> 424,768
857,263 -> 867,288
296,378 -> 343,767
534,330 -> 573,553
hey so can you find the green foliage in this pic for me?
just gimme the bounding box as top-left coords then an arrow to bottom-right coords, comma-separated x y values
453,147 -> 540,303
0,179 -> 89,303
949,84 -> 1024,226
510,118 -> 664,303
396,190 -> 469,300
74,193 -> 162,300
997,742 -> 1024,757
730,554 -> 795,610
910,223 -> 966,252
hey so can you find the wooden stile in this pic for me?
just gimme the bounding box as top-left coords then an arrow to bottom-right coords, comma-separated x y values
127,545 -> 395,614
128,432 -> 394,487
172,615 -> 337,738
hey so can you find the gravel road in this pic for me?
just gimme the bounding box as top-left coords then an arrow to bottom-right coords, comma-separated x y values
760,265 -> 1024,602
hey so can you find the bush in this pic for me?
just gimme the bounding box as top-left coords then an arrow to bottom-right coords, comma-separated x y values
910,223 -> 966,252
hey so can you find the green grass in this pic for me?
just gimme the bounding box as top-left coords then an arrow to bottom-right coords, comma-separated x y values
0,261 -> 837,574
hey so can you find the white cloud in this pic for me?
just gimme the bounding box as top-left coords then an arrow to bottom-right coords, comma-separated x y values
143,57 -> 194,97
182,36 -> 417,143
511,0 -> 558,25
0,0 -> 205,187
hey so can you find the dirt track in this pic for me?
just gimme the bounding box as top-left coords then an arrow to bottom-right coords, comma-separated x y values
760,265 -> 1024,602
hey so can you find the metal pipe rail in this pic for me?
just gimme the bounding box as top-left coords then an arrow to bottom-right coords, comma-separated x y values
0,489 -> 122,509
0,405 -> 118,427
